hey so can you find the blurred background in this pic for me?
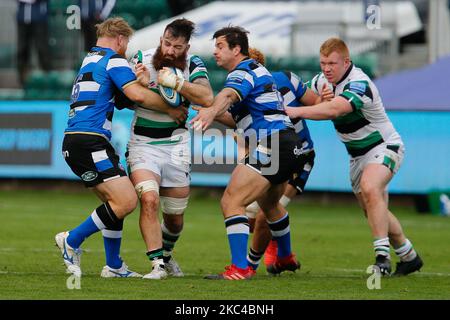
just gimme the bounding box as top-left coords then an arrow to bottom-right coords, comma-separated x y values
0,0 -> 449,215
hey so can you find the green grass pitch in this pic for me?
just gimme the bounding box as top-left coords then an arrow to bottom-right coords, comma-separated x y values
0,188 -> 449,300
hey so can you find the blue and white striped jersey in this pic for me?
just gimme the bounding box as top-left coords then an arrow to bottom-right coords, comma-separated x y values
225,58 -> 293,140
272,71 -> 314,152
65,46 -> 137,140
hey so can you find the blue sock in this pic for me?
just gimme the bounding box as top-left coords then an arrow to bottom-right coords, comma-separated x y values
67,213 -> 101,249
268,213 -> 292,258
225,215 -> 249,269
102,230 -> 123,269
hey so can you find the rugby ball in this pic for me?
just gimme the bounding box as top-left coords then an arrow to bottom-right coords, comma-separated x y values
158,67 -> 185,108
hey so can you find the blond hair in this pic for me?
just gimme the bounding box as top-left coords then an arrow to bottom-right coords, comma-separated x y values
249,47 -> 266,65
320,38 -> 350,58
96,17 -> 134,39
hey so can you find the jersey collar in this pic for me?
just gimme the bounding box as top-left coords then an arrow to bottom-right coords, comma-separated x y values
335,62 -> 354,86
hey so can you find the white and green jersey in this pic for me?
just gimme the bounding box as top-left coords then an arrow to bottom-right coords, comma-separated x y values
310,64 -> 403,158
129,48 -> 208,145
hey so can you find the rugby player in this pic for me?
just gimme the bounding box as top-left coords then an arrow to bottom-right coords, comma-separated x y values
127,18 -> 213,279
55,17 -> 184,278
285,38 -> 423,276
192,26 -> 306,280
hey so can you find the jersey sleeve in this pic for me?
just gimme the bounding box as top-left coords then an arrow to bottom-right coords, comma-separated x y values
340,80 -> 373,111
106,54 -> 137,91
223,69 -> 254,101
188,55 -> 209,82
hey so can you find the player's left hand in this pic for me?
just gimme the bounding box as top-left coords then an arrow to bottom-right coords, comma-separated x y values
167,106 -> 189,125
190,107 -> 217,131
158,67 -> 185,91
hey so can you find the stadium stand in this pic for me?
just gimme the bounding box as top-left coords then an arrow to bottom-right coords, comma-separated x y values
13,0 -> 214,100
0,0 -> 380,100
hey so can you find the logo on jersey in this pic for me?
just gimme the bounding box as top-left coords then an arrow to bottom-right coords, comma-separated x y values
227,70 -> 247,84
191,56 -> 205,68
71,84 -> 80,103
81,171 -> 98,182
349,82 -> 367,95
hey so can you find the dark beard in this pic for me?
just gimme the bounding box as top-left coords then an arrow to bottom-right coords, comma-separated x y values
152,45 -> 188,71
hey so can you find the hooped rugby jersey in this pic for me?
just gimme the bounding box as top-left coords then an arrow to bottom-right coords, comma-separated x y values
272,70 -> 314,152
65,46 -> 137,140
129,48 -> 209,145
310,64 -> 402,157
225,58 -> 293,140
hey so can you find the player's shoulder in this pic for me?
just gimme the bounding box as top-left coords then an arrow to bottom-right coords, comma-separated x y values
233,58 -> 254,72
345,65 -> 376,92
140,48 -> 156,63
103,48 -> 123,60
348,65 -> 372,82
246,59 -> 272,79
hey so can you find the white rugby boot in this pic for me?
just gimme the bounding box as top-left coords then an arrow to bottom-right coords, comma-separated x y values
100,262 -> 142,278
165,257 -> 184,277
143,261 -> 168,280
55,231 -> 82,277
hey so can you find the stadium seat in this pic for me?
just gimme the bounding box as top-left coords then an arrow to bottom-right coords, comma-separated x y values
353,53 -> 378,78
25,70 -> 49,91
276,56 -> 320,72
23,70 -> 75,101
0,89 -> 25,100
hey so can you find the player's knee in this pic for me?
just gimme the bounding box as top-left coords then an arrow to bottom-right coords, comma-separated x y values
160,196 -> 188,215
111,192 -> 138,217
140,191 -> 160,214
360,180 -> 379,201
164,217 -> 184,234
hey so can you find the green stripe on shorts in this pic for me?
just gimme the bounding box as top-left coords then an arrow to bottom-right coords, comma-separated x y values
383,155 -> 396,171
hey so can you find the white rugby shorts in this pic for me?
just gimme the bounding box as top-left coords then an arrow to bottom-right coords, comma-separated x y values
127,141 -> 190,188
350,143 -> 404,193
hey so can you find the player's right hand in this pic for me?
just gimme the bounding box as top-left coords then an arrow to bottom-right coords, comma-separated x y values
135,63 -> 150,87
190,107 -> 217,131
